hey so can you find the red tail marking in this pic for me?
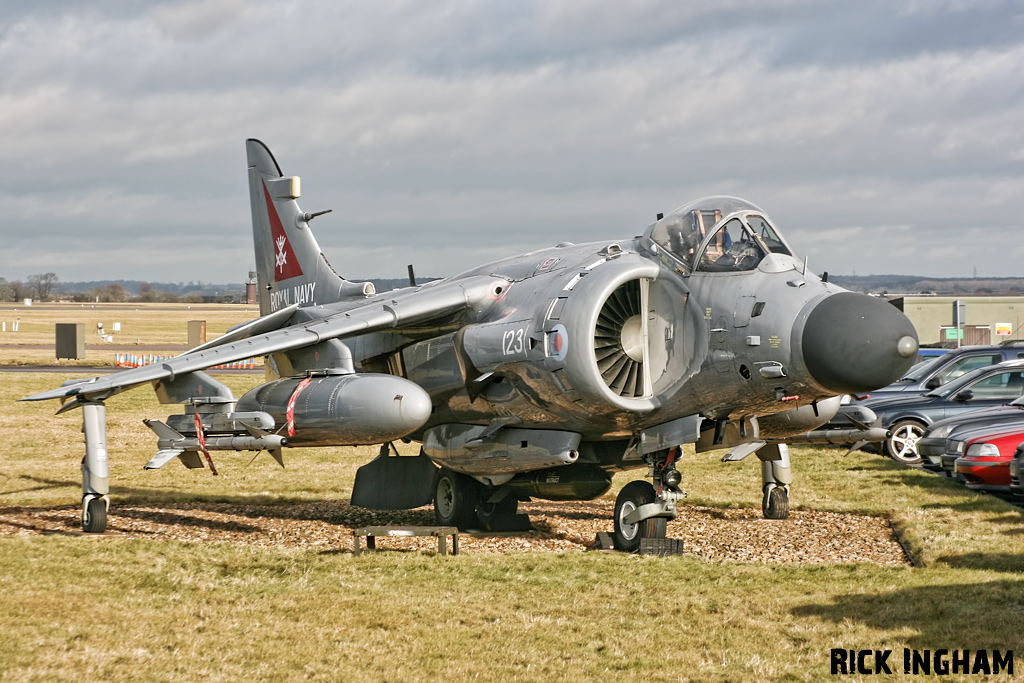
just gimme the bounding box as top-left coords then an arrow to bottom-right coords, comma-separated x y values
263,180 -> 305,282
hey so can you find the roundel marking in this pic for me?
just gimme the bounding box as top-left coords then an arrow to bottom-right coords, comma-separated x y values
548,324 -> 568,361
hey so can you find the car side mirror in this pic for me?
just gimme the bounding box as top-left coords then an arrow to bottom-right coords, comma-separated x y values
925,377 -> 941,390
954,389 -> 974,402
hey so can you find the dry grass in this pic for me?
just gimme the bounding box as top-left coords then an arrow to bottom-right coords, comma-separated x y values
2,311 -> 1024,680
0,302 -> 258,366
1,538 -> 1022,682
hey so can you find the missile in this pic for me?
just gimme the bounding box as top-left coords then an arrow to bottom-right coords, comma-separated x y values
143,418 -> 289,470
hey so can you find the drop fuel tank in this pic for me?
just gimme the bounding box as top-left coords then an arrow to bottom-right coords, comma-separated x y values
236,373 -> 432,446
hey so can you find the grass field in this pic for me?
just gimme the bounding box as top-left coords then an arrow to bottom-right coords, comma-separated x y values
2,305 -> 1023,681
0,302 -> 258,366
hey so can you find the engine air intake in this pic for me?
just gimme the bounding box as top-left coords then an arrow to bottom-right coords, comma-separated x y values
595,280 -> 647,398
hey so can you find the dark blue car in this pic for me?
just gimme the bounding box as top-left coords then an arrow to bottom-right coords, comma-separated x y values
866,360 -> 1024,465
860,341 -> 1024,400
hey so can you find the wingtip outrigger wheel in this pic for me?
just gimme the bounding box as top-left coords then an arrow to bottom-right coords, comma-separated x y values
80,401 -> 110,533
82,494 -> 109,533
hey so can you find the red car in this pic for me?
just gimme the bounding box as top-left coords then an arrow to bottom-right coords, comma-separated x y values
1010,443 -> 1024,500
955,428 -> 1024,494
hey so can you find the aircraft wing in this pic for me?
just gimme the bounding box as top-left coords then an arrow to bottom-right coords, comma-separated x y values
22,276 -> 493,403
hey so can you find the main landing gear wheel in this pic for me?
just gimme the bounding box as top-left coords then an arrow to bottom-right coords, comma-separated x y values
886,419 -> 924,466
434,468 -> 479,530
762,486 -> 789,520
613,480 -> 667,553
477,493 -> 518,530
82,497 -> 107,533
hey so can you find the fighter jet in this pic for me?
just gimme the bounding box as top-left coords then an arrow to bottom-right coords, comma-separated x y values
23,139 -> 919,551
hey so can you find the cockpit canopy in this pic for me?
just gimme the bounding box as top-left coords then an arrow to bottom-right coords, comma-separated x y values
644,196 -> 794,274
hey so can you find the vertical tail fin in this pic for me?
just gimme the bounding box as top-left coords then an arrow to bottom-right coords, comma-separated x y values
246,139 -> 369,316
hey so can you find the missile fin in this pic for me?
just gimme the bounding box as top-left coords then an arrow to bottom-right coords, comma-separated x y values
145,448 -> 185,470
269,448 -> 285,468
144,419 -> 185,441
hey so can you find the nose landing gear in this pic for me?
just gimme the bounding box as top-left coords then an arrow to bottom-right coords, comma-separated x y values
612,447 -> 684,552
758,443 -> 791,520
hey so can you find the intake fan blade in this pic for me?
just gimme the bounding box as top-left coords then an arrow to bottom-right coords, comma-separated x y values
594,280 -> 646,398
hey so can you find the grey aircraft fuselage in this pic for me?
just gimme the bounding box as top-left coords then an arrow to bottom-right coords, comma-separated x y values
241,191 -> 917,478
25,139 -> 919,541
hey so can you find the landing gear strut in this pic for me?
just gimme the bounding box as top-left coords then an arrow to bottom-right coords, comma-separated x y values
612,447 -> 684,552
758,443 -> 791,520
433,468 -> 528,531
81,401 -> 110,533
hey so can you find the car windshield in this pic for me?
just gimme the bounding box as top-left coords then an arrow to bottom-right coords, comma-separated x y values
930,365 -> 994,397
900,354 -> 947,382
932,365 -> 1015,398
645,196 -> 792,272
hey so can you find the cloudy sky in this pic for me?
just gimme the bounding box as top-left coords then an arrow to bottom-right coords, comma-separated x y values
1,0 -> 1022,285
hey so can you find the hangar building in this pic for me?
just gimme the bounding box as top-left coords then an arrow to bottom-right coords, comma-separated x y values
889,296 -> 1024,346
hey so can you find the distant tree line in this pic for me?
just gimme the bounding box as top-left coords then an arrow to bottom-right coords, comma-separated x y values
831,274 -> 1024,296
0,273 -> 247,304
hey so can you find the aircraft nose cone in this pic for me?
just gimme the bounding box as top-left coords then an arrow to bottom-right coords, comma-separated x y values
801,292 -> 918,394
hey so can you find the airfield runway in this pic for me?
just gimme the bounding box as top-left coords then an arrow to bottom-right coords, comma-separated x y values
0,498 -> 911,566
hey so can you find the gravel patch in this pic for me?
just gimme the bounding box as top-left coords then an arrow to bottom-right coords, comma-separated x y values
0,500 -> 911,566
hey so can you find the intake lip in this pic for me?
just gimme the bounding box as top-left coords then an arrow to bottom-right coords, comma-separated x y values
801,292 -> 919,394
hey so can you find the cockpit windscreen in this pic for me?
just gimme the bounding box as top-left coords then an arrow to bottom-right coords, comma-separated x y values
646,196 -> 793,273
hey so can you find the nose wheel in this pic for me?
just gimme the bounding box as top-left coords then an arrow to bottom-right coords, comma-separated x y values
613,480 -> 668,552
612,448 -> 684,552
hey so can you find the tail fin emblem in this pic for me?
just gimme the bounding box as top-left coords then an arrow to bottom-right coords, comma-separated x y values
262,180 -> 304,281
275,235 -> 289,274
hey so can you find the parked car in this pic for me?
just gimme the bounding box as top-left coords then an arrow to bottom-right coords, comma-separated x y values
954,428 -> 1024,495
914,347 -> 951,364
858,342 -> 1024,401
941,421 -> 1024,479
1009,442 -> 1024,500
918,396 -> 1024,473
865,360 -> 1024,465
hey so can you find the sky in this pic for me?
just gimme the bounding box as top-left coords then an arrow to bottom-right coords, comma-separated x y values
1,0 -> 1022,284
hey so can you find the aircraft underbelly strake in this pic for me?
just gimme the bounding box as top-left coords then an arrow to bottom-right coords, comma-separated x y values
423,424 -> 582,476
